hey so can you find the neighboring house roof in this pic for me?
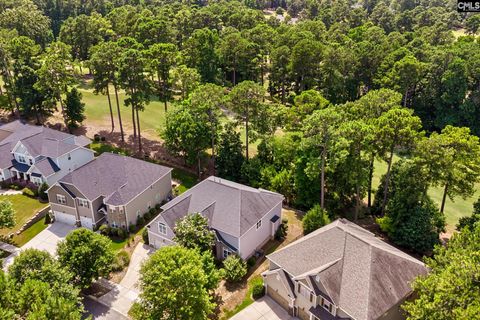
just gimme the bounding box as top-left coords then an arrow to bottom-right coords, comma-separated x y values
0,120 -> 91,171
267,219 -> 428,320
0,144 -> 12,169
57,152 -> 172,205
158,176 -> 284,238
11,160 -> 30,173
34,157 -> 61,177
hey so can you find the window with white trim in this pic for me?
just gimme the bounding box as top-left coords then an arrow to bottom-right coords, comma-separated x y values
223,249 -> 232,259
158,222 -> 167,235
18,155 -> 26,163
56,194 -> 66,205
29,159 -> 33,165
78,198 -> 89,208
256,219 -> 262,229
321,297 -> 333,314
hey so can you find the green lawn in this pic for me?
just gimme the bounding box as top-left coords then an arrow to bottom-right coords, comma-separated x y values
12,219 -> 48,246
79,84 -> 170,139
0,194 -> 47,236
373,156 -> 479,232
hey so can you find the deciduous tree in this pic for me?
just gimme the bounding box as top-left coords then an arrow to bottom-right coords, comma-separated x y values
131,246 -> 215,320
57,228 -> 115,288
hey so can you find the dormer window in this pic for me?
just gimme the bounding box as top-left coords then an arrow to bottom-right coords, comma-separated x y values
18,155 -> 26,163
158,222 -> 167,235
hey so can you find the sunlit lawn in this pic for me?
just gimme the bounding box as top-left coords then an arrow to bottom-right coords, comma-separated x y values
373,156 -> 479,232
79,86 -> 169,139
12,219 -> 48,246
0,194 -> 47,236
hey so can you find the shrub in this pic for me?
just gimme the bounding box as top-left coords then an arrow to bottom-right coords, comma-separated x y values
223,255 -> 247,283
117,228 -> 127,239
142,228 -> 149,245
38,183 -> 49,201
129,224 -> 136,233
22,188 -> 35,198
136,216 -> 145,226
144,211 -> 151,221
149,207 -> 156,216
98,225 -> 110,236
302,205 -> 331,235
100,136 -> 106,142
252,281 -> 265,299
275,7 -> 284,15
44,212 -> 52,224
155,203 -> 162,210
275,218 -> 289,240
94,134 -> 100,142
247,256 -> 257,268
112,250 -> 130,272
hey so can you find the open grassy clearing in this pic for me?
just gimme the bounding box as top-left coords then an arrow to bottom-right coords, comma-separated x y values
0,194 -> 47,236
373,156 -> 478,233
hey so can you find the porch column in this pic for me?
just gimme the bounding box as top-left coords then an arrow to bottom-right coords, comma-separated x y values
15,171 -> 20,179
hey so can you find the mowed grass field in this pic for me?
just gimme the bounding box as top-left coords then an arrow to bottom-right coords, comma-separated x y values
79,85 -> 169,139
373,156 -> 479,233
77,83 -> 477,232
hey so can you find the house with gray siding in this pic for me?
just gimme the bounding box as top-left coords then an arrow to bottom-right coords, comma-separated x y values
47,152 -> 172,229
262,219 -> 428,320
147,176 -> 284,260
0,120 -> 93,186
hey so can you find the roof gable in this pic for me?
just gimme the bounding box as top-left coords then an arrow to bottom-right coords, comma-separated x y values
267,219 -> 428,320
158,176 -> 284,237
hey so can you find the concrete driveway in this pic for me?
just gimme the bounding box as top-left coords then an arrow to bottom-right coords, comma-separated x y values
22,222 -> 75,255
230,296 -> 297,320
3,222 -> 75,270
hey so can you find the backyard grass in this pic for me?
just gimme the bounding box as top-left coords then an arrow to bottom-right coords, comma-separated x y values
11,219 -> 48,246
0,194 -> 47,236
222,276 -> 263,320
373,156 -> 479,232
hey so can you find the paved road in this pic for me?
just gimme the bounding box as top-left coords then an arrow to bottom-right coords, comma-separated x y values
83,296 -> 129,320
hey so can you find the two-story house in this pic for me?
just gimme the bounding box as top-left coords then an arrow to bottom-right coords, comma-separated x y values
47,152 -> 172,229
147,176 -> 284,260
263,219 -> 428,320
0,120 -> 93,186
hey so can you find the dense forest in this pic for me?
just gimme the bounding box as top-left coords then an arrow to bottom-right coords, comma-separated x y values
1,0 -> 480,318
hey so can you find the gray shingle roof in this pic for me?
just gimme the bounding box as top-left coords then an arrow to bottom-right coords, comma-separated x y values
58,153 -> 172,205
159,176 -> 284,237
0,120 -> 91,169
267,219 -> 427,320
34,157 -> 60,176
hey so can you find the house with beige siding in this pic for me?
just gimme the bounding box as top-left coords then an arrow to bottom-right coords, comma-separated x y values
147,176 -> 284,260
262,219 -> 428,320
0,120 -> 93,186
47,152 -> 172,229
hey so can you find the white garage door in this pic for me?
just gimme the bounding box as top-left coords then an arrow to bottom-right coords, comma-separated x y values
54,211 -> 77,225
80,216 -> 93,229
